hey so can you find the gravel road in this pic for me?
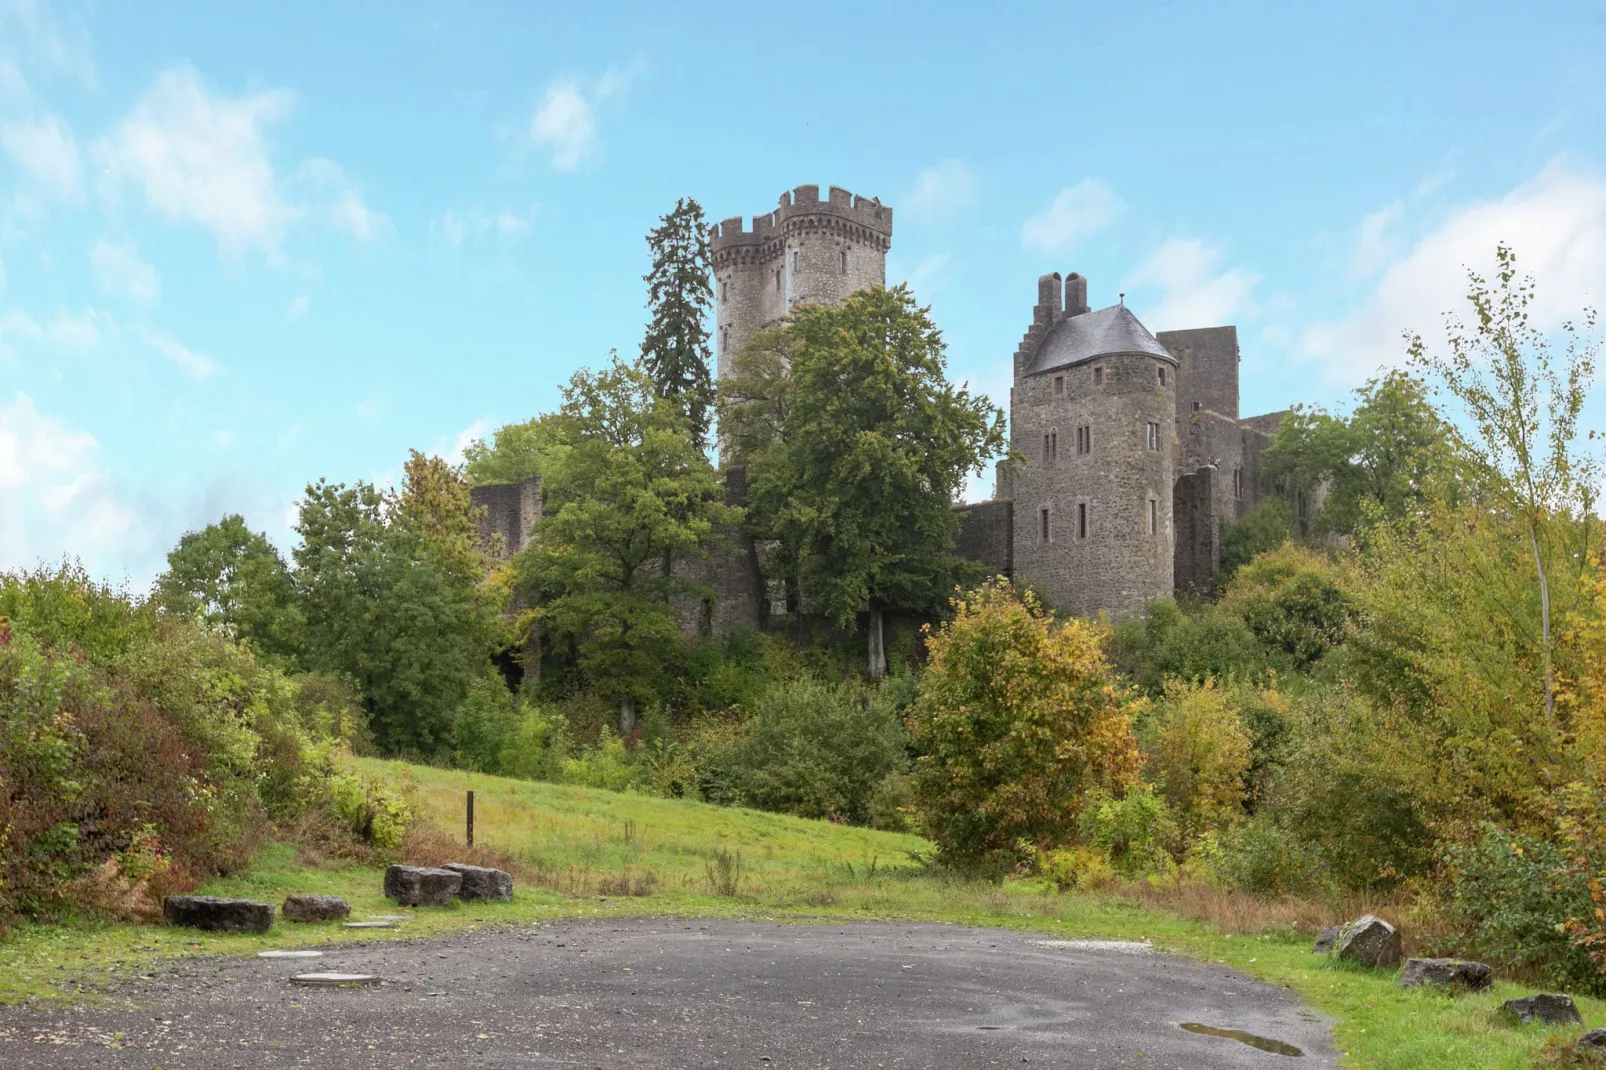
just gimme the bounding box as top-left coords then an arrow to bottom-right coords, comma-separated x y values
0,917 -> 1337,1068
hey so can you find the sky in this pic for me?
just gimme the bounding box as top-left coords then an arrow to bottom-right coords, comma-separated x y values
3,0 -> 1605,589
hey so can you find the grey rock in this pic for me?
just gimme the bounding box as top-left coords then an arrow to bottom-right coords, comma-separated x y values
1397,957 -> 1492,992
1502,993 -> 1583,1026
1312,926 -> 1339,954
163,896 -> 274,933
384,865 -> 462,906
1334,914 -> 1403,969
281,894 -> 351,922
1577,1027 -> 1606,1049
442,863 -> 513,901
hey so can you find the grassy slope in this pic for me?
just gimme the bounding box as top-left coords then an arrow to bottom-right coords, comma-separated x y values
2,757 -> 1600,1070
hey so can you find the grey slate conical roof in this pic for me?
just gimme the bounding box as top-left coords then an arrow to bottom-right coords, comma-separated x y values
1025,304 -> 1176,377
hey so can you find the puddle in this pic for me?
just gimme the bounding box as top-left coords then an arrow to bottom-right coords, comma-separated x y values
1180,1023 -> 1303,1056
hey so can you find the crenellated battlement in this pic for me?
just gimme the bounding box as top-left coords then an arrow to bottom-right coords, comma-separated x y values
710,184 -> 893,256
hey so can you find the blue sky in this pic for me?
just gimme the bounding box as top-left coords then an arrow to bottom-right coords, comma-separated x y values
3,0 -> 1605,588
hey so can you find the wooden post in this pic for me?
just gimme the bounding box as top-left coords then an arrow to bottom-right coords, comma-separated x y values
466,790 -> 475,847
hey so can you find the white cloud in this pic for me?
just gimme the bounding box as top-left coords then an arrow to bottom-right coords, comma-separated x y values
447,419 -> 486,465
0,393 -> 142,575
437,204 -> 537,247
1123,238 -> 1259,331
90,239 -> 161,303
0,112 -> 81,200
296,157 -> 390,241
356,398 -> 380,423
1301,159 -> 1606,383
0,306 -> 106,364
133,324 -> 215,379
1352,202 -> 1403,279
98,66 -> 295,255
1020,179 -> 1124,255
890,251 -> 952,297
286,294 -> 309,320
904,159 -> 973,220
531,82 -> 594,170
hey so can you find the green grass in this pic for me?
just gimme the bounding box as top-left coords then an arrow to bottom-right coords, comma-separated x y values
2,757 -> 1601,1070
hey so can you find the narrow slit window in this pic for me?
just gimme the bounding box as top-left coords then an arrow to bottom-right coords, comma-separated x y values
775,269 -> 782,292
1078,502 -> 1088,539
1050,430 -> 1058,460
792,250 -> 800,273
1233,467 -> 1243,500
1158,365 -> 1167,386
1053,375 -> 1065,396
721,280 -> 728,303
1040,507 -> 1050,543
1146,422 -> 1160,451
1043,433 -> 1051,463
1191,400 -> 1202,412
840,249 -> 848,274
1148,498 -> 1158,536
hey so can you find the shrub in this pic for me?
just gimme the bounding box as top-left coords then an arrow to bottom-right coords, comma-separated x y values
1076,786 -> 1177,879
1141,678 -> 1253,846
562,730 -> 640,792
909,580 -> 1142,870
1445,823 -> 1603,995
1219,503 -> 1294,581
719,678 -> 908,824
453,671 -> 519,772
324,768 -> 411,849
866,771 -> 918,834
499,702 -> 571,782
1210,814 -> 1319,896
1225,545 -> 1353,669
1114,599 -> 1275,694
1038,846 -> 1116,891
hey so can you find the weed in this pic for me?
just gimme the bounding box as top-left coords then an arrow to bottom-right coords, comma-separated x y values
706,847 -> 744,897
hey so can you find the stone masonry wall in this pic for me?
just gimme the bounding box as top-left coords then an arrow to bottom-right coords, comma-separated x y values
470,477 -> 541,561
671,466 -> 763,638
1012,350 -> 1176,617
1173,467 -> 1218,595
1159,326 -> 1240,421
954,499 -> 1013,582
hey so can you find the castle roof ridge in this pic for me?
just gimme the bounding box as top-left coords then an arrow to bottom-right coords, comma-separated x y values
1023,303 -> 1176,377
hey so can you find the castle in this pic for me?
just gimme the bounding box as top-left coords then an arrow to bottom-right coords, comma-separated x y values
473,183 -> 1289,636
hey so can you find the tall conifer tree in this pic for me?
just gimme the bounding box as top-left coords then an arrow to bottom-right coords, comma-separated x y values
641,198 -> 716,447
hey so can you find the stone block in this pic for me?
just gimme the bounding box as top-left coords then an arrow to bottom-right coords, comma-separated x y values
281,894 -> 351,923
1502,993 -> 1583,1026
163,896 -> 274,933
1577,1027 -> 1606,1049
1397,957 -> 1492,992
1334,915 -> 1402,969
441,863 -> 514,901
383,865 -> 462,906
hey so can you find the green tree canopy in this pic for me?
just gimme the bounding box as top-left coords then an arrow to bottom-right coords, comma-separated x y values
152,514 -> 303,662
516,354 -> 736,735
724,285 -> 1007,676
640,197 -> 716,448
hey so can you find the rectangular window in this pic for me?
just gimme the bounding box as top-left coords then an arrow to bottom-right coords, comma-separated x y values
1040,506 -> 1050,543
1148,498 -> 1158,536
1076,425 -> 1091,455
1078,502 -> 1088,539
1233,467 -> 1243,500
1191,400 -> 1202,412
1157,366 -> 1167,386
1053,375 -> 1064,396
1093,365 -> 1105,386
1043,433 -> 1051,463
1146,422 -> 1160,451
840,250 -> 848,274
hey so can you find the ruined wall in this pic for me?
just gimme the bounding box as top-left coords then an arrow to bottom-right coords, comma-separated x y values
671,466 -> 763,638
954,499 -> 1013,581
470,477 -> 541,560
1159,326 -> 1240,421
1173,467 -> 1218,596
711,184 -> 892,384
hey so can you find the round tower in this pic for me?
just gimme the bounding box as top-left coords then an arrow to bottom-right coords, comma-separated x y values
1011,279 -> 1176,617
711,184 -> 893,385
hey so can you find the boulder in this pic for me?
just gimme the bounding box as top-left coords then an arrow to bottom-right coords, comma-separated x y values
1502,993 -> 1584,1026
383,865 -> 462,907
442,863 -> 514,902
1312,926 -> 1339,954
1397,957 -> 1492,992
1334,915 -> 1403,969
163,896 -> 275,934
281,894 -> 351,923
1577,1028 -> 1606,1050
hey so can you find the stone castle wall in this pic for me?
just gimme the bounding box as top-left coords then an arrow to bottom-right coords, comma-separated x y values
1158,326 -> 1240,421
470,477 -> 542,560
954,499 -> 1013,582
1011,347 -> 1176,618
711,185 -> 892,383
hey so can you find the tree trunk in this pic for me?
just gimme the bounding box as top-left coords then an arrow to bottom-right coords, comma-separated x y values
1530,524 -> 1555,723
618,696 -> 637,741
868,608 -> 886,680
